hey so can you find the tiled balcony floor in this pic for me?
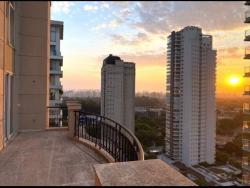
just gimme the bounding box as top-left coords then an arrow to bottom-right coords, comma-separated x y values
0,130 -> 107,186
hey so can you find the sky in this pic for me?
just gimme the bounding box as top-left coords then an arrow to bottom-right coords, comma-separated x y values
51,1 -> 249,97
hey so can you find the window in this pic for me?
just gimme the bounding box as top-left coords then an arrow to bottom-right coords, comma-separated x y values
7,1 -> 15,47
50,45 -> 57,56
50,89 -> 56,100
50,27 -> 56,42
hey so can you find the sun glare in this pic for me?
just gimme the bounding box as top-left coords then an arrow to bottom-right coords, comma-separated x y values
228,76 -> 241,86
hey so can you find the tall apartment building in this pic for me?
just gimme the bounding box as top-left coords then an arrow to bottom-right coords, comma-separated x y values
242,1 -> 250,185
0,1 -> 50,150
50,20 -> 63,107
165,26 -> 216,166
101,54 -> 135,133
49,20 -> 64,127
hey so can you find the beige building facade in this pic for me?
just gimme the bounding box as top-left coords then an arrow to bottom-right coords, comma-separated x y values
0,1 -> 50,150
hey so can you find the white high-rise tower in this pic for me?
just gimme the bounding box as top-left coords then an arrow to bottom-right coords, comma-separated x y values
165,26 -> 216,166
101,54 -> 135,133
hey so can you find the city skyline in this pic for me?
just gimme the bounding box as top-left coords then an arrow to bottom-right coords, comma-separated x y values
51,1 -> 246,97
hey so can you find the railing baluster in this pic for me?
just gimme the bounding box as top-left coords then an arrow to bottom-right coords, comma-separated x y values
73,111 -> 142,163
118,126 -> 121,161
74,111 -> 76,137
95,116 -> 97,147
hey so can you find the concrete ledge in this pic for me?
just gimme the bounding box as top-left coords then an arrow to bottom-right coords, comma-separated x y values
93,159 -> 197,186
75,137 -> 115,163
45,127 -> 69,131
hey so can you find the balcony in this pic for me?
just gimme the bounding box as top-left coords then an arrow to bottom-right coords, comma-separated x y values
242,157 -> 250,171
243,103 -> 250,114
244,66 -> 250,77
244,48 -> 250,59
0,102 -> 195,186
245,30 -> 250,41
245,11 -> 250,23
0,130 -> 108,186
50,83 -> 62,90
243,139 -> 250,152
50,54 -> 63,61
243,121 -> 250,133
50,69 -> 63,78
244,86 -> 250,95
245,1 -> 250,6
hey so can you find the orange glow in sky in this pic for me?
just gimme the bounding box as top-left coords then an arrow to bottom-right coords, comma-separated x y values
51,1 -> 248,97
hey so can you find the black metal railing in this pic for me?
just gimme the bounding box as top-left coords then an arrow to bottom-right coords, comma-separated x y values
74,111 -> 144,162
48,106 -> 68,127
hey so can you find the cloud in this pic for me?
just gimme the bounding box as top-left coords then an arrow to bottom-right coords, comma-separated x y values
51,2 -> 75,14
100,2 -> 110,9
217,47 -> 244,59
132,1 -> 245,34
83,4 -> 98,11
110,32 -> 150,46
92,19 -> 121,31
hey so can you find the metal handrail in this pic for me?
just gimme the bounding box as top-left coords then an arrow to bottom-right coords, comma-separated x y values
74,111 -> 144,162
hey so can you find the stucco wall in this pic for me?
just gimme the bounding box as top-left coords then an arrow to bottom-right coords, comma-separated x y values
13,1 -> 50,131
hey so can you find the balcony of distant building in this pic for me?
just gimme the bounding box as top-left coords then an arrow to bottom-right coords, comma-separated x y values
244,86 -> 250,95
243,121 -> 250,134
244,66 -> 250,77
245,10 -> 250,23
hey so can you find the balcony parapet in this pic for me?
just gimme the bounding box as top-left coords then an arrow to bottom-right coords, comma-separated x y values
65,101 -> 144,163
50,84 -> 62,90
93,159 -> 196,186
50,55 -> 63,60
50,70 -> 63,77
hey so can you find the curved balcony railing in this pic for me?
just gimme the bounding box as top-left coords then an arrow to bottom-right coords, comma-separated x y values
74,111 -> 144,162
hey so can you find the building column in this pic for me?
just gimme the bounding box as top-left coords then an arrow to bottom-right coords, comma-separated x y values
66,101 -> 81,138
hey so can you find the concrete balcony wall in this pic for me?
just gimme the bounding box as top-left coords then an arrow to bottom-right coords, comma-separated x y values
94,159 -> 196,186
12,1 -> 50,131
0,2 -> 4,150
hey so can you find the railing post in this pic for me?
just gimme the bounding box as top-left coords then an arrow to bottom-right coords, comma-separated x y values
66,101 -> 82,138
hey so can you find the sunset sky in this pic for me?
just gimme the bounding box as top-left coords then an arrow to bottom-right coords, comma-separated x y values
51,1 -> 249,97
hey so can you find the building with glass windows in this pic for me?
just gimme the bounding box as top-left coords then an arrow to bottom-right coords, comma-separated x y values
49,20 -> 64,127
165,26 -> 216,166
